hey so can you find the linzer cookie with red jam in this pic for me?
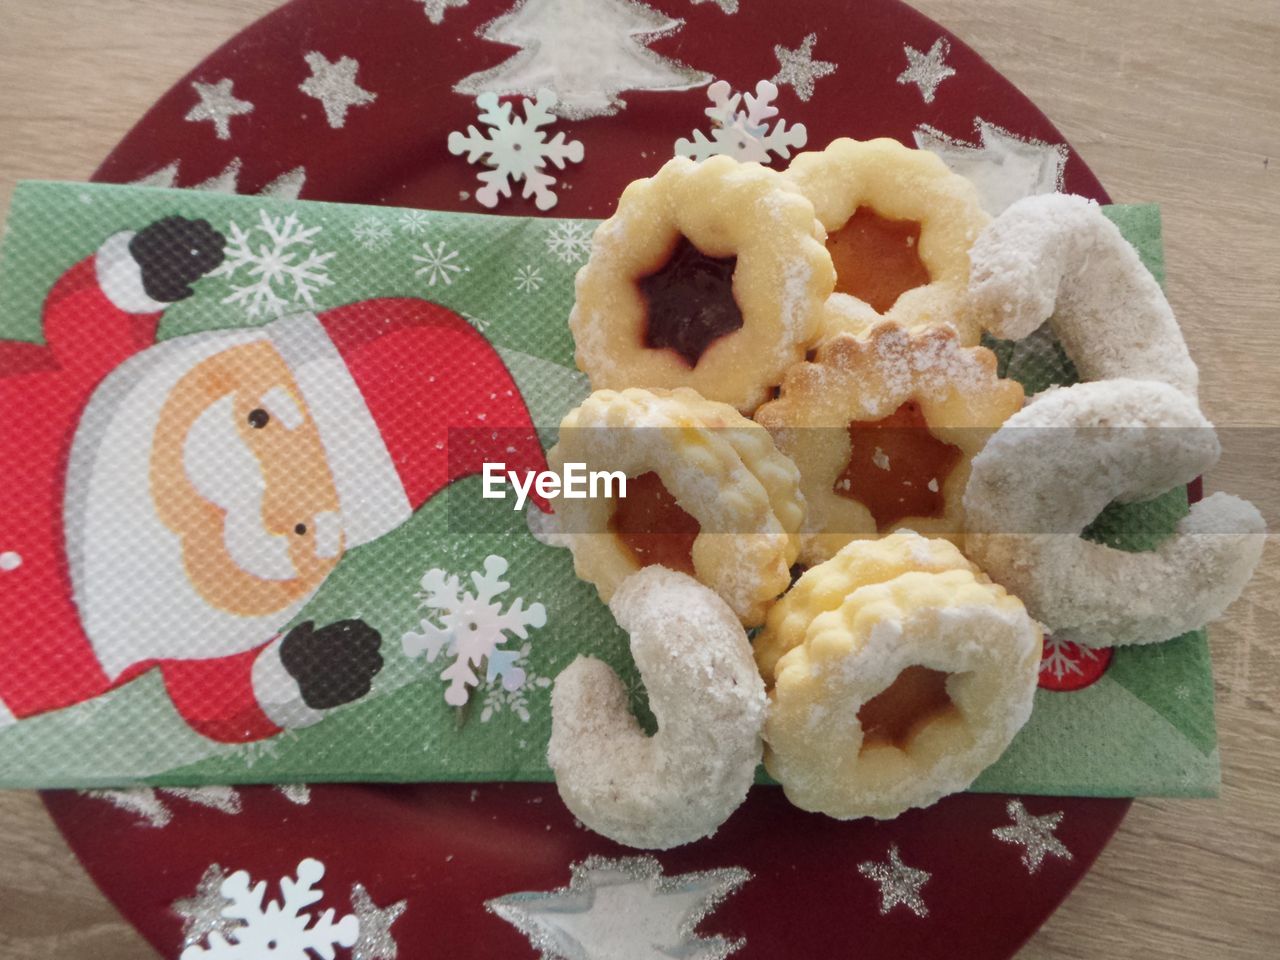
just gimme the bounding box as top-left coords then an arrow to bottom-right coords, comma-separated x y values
569,155 -> 834,413
754,322 -> 1023,566
783,137 -> 990,344
756,532 -> 1043,821
547,387 -> 804,627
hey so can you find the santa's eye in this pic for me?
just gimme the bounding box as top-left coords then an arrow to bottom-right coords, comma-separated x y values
247,408 -> 270,429
294,523 -> 308,535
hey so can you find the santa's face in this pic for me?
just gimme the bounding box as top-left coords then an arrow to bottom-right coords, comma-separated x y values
149,340 -> 345,617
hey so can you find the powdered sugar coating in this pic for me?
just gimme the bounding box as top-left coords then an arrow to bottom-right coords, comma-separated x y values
549,387 -> 803,626
783,137 -> 990,345
964,379 -> 1266,646
569,155 -> 834,413
968,193 -> 1199,398
548,567 -> 767,849
754,323 -> 1023,564
761,533 -> 1042,820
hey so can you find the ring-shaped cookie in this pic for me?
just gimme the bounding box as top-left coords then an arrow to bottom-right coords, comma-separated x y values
963,379 -> 1266,646
759,532 -> 1043,820
784,138 -> 990,344
967,194 -> 1199,399
570,155 -> 835,412
548,567 -> 767,849
754,322 -> 1023,566
549,387 -> 803,626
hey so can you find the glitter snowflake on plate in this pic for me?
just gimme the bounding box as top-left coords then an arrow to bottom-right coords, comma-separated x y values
180,858 -> 358,959
544,220 -> 593,264
401,555 -> 547,707
674,79 -> 807,164
447,89 -> 585,210
412,240 -> 466,286
212,210 -> 335,318
351,216 -> 394,251
480,641 -> 552,723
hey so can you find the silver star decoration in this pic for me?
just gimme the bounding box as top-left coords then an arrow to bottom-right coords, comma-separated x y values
993,799 -> 1073,874
184,78 -> 254,140
349,883 -> 407,960
417,0 -> 467,23
172,864 -> 240,950
913,118 -> 1067,215
300,51 -> 377,129
857,844 -> 930,918
771,33 -> 837,102
896,37 -> 955,104
487,855 -> 750,960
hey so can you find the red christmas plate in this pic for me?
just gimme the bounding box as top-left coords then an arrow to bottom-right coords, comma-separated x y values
44,0 -> 1131,956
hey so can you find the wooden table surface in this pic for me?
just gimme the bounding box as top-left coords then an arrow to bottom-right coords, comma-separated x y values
0,0 -> 1276,957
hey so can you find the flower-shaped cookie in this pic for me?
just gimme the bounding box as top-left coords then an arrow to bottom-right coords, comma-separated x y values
757,532 -> 1043,820
754,322 -> 1023,566
548,387 -> 804,626
570,155 -> 835,413
783,138 -> 989,344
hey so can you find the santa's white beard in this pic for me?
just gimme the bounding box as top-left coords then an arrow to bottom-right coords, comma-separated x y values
65,330 -> 317,679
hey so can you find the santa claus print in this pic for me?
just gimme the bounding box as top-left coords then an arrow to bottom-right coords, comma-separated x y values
0,215 -> 548,742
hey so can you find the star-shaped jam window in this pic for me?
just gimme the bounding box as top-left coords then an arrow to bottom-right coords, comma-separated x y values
834,399 -> 962,531
638,235 -> 744,367
827,206 -> 931,313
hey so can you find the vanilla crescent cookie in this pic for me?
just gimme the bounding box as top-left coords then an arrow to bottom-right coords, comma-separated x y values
754,322 -> 1023,566
569,155 -> 835,412
548,567 -> 767,849
758,532 -> 1043,820
968,193 -> 1199,398
549,387 -> 803,626
783,137 -> 990,344
964,379 -> 1266,647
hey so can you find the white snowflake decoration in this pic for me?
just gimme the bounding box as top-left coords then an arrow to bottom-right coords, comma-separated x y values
213,210 -> 336,318
1039,636 -> 1101,682
480,641 -> 552,723
351,216 -> 394,251
544,220 -> 593,264
401,555 -> 547,707
447,89 -> 585,210
413,240 -> 466,286
180,858 -> 358,960
397,210 -> 431,235
675,79 -> 807,164
514,264 -> 544,293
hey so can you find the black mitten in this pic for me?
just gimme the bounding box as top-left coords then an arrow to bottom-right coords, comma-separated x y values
279,619 -> 384,710
128,216 -> 226,303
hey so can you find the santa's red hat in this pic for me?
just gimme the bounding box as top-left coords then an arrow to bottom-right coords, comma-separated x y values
267,299 -> 547,546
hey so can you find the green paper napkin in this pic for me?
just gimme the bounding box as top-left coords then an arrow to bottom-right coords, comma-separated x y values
0,182 -> 1217,796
